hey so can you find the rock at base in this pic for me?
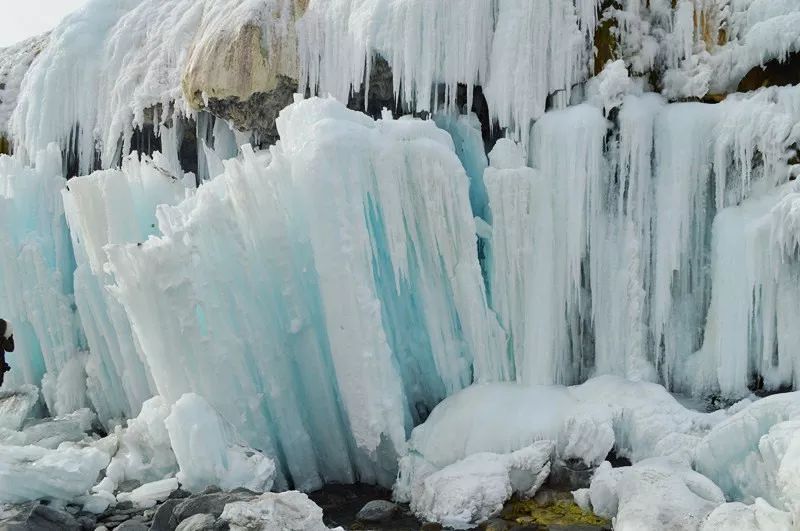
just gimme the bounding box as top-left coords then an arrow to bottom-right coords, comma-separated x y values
356,499 -> 399,522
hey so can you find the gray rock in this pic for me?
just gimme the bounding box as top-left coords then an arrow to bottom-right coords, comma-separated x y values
115,520 -> 148,531
0,503 -> 81,531
102,514 -> 132,523
356,499 -> 399,522
115,501 -> 135,512
172,492 -> 254,522
77,515 -> 97,530
200,486 -> 222,495
148,499 -> 182,531
175,514 -> 215,531
118,480 -> 143,493
168,489 -> 191,500
95,527 -> 110,531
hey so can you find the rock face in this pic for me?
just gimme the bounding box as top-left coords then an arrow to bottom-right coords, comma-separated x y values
181,0 -> 307,143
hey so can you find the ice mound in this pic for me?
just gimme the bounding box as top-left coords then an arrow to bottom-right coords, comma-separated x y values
165,393 -> 276,493
0,443 -> 110,504
401,376 -> 721,480
408,442 -> 553,529
220,491 -> 343,531
0,384 -> 39,431
588,457 -> 725,531
701,498 -> 793,531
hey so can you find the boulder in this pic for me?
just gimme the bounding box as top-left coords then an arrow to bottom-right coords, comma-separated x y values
356,500 -> 399,522
148,499 -> 182,531
173,492 -> 255,522
116,520 -> 149,531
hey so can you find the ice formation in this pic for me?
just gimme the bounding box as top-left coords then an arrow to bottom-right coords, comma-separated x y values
2,0 -> 800,528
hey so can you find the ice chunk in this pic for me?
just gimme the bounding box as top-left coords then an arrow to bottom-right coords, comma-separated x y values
409,442 -> 553,529
701,498 -> 793,531
116,478 -> 179,508
19,408 -> 95,449
220,491 -> 343,531
165,393 -> 275,494
0,384 -> 39,431
100,396 -> 177,492
0,443 -> 110,504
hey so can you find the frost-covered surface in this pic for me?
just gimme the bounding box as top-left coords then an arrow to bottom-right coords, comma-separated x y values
407,442 -> 552,529
220,491 -> 343,531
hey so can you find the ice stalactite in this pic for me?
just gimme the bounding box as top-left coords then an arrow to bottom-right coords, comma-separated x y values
300,0 -> 599,144
484,85 -> 800,396
486,105 -> 608,385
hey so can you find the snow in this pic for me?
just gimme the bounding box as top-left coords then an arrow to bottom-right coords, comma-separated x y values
408,442 -> 553,529
165,393 -> 276,494
220,491 -> 343,531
